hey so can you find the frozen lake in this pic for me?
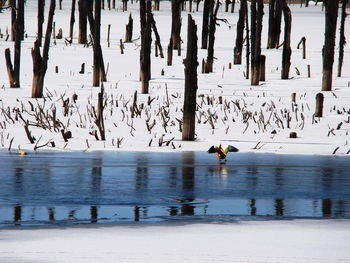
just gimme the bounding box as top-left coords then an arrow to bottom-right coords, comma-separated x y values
0,150 -> 349,227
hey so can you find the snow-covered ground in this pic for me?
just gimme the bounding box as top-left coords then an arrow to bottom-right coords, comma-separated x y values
0,1 -> 349,155
1,220 -> 350,263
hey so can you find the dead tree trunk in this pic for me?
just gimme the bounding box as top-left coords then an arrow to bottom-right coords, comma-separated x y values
251,0 -> 263,85
69,0 -> 76,40
315,93 -> 324,117
201,0 -> 212,49
231,0 -> 236,13
125,13 -> 133,42
281,0 -> 291,80
322,0 -> 338,91
154,0 -> 160,11
337,0 -> 348,77
233,0 -> 247,65
171,0 -> 181,50
204,0 -> 220,73
245,3 -> 250,79
183,14 -> 198,141
297,36 -> 306,59
10,0 -> 16,41
140,0 -> 152,94
267,0 -> 282,49
167,38 -> 173,66
96,89 -> 105,140
59,0 -> 62,10
122,0 -> 127,11
17,0 -> 24,40
31,0 -> 56,98
150,13 -> 164,58
78,0 -> 88,44
93,0 -> 102,87
37,0 -> 45,46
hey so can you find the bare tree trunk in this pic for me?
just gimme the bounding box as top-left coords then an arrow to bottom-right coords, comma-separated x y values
201,0 -> 212,49
251,0 -> 263,85
315,93 -> 324,117
231,0 -> 235,13
10,0 -> 16,41
245,2 -> 250,79
183,14 -> 198,141
140,0 -> 152,94
297,36 -> 306,59
78,0 -> 87,44
69,0 -> 76,40
150,13 -> 164,58
59,0 -> 62,10
171,0 -> 181,50
281,0 -> 291,80
87,2 -> 106,83
167,38 -> 173,66
337,0 -> 348,77
154,0 -> 160,11
18,0 -> 24,40
32,0 -> 56,98
267,0 -> 282,49
122,0 -> 127,11
233,0 -> 247,65
97,89 -> 105,140
204,0 -> 220,73
322,0 -> 338,91
38,0 -> 45,46
125,13 -> 133,42
93,0 -> 101,87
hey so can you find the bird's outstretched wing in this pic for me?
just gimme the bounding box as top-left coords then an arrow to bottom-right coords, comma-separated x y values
226,145 -> 239,153
208,146 -> 217,153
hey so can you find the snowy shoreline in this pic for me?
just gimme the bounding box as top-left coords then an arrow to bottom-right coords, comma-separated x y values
1,2 -> 349,156
1,219 -> 350,263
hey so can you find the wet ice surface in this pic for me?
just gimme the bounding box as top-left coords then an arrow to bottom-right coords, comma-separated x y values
0,150 -> 349,227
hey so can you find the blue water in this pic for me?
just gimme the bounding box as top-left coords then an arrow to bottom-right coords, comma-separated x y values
0,150 -> 349,227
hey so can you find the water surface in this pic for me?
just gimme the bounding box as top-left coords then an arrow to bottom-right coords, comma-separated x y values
0,150 -> 349,227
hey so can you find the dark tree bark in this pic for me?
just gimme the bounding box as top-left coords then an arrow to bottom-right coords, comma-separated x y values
93,0 -> 102,87
233,0 -> 247,65
322,0 -> 338,91
125,13 -> 133,42
78,0 -> 87,44
87,2 -> 106,83
225,0 -> 230,12
337,0 -> 348,77
245,2 -> 250,79
281,0 -> 291,80
69,0 -> 76,40
183,14 -> 198,141
171,0 -> 181,50
17,0 -> 24,40
315,93 -> 324,117
10,0 -> 16,41
201,0 -> 212,49
297,36 -> 306,59
150,13 -> 164,58
251,0 -> 263,85
154,0 -> 160,11
204,0 -> 220,73
231,0 -> 235,13
37,0 -> 45,46
140,0 -> 152,94
122,0 -> 127,11
167,38 -> 173,66
267,0 -> 282,49
32,0 -> 56,98
59,0 -> 62,10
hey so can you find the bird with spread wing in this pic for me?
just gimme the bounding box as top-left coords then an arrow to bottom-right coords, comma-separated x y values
207,144 -> 239,161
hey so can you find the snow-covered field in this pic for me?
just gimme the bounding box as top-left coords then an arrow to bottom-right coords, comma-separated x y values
1,220 -> 350,263
0,1 -> 349,155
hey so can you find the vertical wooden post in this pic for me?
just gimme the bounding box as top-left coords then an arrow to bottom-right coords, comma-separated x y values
97,88 -> 105,140
315,93 -> 324,117
107,24 -> 111,47
291,92 -> 296,103
233,0 -> 247,65
307,64 -> 311,78
182,14 -> 198,141
59,0 -> 62,10
322,0 -> 338,91
281,0 -> 291,80
69,0 -> 76,40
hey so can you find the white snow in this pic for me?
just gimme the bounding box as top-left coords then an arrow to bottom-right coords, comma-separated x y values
0,1 -> 349,155
0,220 -> 350,263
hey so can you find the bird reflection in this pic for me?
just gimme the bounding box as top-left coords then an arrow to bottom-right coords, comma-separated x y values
181,152 -> 195,216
